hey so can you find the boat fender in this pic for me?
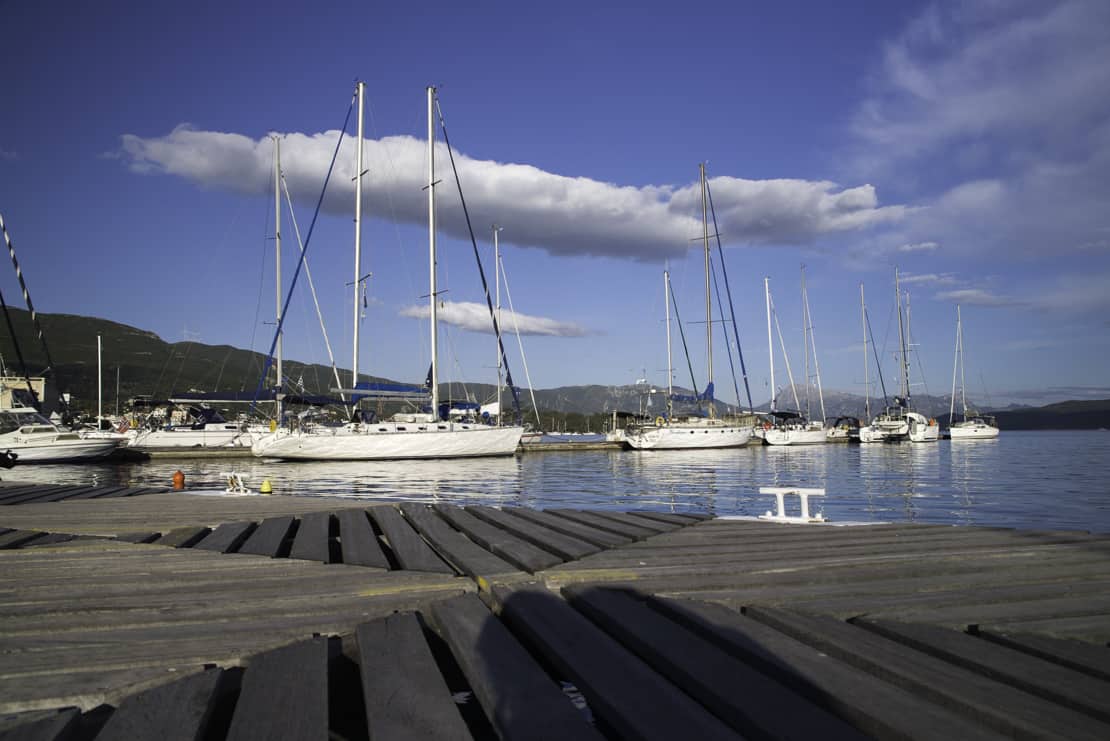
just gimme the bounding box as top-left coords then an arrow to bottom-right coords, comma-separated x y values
260,479 -> 273,495
172,470 -> 185,490
655,416 -> 664,427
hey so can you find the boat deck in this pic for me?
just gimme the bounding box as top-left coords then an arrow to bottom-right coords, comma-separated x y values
1,482 -> 1108,739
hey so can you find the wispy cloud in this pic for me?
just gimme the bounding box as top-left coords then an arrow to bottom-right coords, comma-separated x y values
119,125 -> 907,261
898,241 -> 939,252
934,288 -> 1017,306
0,149 -> 16,161
399,301 -> 590,337
849,1 -> 1110,261
899,271 -> 958,286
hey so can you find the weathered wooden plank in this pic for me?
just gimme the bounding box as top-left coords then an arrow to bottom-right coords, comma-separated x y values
429,593 -> 604,741
626,511 -> 706,527
745,605 -> 1110,740
114,531 -> 162,544
546,509 -> 657,539
649,596 -> 1008,740
434,504 -> 563,573
0,707 -> 80,740
973,627 -> 1110,681
194,521 -> 258,554
490,584 -> 739,741
400,503 -> 518,579
854,618 -> 1110,722
237,516 -> 296,557
369,505 -> 453,574
501,507 -> 632,548
0,531 -> 46,549
465,505 -> 600,561
563,585 -> 868,739
20,533 -> 78,547
289,512 -> 332,563
62,486 -> 131,501
355,612 -> 471,740
155,526 -> 212,549
225,637 -> 329,741
93,667 -> 226,741
0,486 -> 88,505
336,509 -> 389,569
583,511 -> 678,533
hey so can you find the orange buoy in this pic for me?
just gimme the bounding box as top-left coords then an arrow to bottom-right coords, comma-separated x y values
172,470 -> 185,490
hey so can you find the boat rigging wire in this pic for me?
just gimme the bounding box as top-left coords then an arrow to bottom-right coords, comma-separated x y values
434,96 -> 522,422
251,93 -> 355,415
668,277 -> 701,408
1,214 -> 69,415
705,180 -> 754,411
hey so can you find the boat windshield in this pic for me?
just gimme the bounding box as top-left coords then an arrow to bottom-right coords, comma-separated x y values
0,410 -> 54,433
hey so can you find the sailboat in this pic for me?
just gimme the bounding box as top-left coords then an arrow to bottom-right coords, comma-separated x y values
624,165 -> 752,450
949,305 -> 1000,440
901,289 -> 940,443
761,274 -> 826,446
252,84 -> 522,460
857,283 -> 886,443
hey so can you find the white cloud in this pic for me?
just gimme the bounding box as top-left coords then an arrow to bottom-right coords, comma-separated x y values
898,241 -> 939,252
899,272 -> 957,286
849,1 -> 1110,262
119,126 -> 906,261
399,301 -> 590,337
934,288 -> 1016,306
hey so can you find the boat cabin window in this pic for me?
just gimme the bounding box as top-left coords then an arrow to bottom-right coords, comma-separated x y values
0,410 -> 52,434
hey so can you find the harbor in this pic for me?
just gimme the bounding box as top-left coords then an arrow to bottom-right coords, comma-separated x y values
2,478 -> 1109,739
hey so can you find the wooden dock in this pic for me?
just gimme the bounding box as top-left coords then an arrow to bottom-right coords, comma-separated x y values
1,482 -> 1108,739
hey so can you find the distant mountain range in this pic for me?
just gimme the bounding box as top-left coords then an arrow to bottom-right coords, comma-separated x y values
1,308 -> 1106,429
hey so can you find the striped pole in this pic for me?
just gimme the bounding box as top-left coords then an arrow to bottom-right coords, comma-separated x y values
1,214 -> 68,414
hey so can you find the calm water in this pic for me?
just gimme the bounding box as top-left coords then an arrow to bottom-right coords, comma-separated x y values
5,431 -> 1109,533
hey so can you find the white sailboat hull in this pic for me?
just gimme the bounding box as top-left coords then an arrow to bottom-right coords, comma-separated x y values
763,427 -> 827,446
949,422 -> 1000,440
858,425 -> 886,443
252,422 -> 523,460
128,424 -> 252,449
1,435 -> 121,462
625,422 -> 752,450
907,412 -> 940,443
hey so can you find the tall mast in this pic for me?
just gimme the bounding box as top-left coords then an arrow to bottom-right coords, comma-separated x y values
801,264 -> 809,419
97,334 -> 102,423
665,269 -> 673,418
950,304 -> 961,424
272,135 -> 283,422
895,268 -> 909,401
801,264 -> 826,422
494,224 -> 503,426
765,277 -> 775,412
700,164 -> 713,406
352,82 -> 365,395
861,283 -> 870,421
427,85 -> 440,419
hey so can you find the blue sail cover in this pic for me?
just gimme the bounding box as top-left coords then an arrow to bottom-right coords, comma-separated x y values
669,382 -> 715,404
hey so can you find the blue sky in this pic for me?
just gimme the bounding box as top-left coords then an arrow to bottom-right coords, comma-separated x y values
2,0 -> 1108,408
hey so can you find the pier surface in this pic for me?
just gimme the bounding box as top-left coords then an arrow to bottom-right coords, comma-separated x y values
1,481 -> 1108,739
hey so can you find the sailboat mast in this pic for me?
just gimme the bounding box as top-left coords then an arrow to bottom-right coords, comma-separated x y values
427,86 -> 440,419
700,164 -> 713,399
958,305 -> 968,416
802,265 -> 809,419
765,277 -> 775,412
802,264 -> 826,422
97,334 -> 102,423
494,225 -> 502,426
665,269 -> 673,418
861,283 -> 870,421
950,304 -> 960,423
273,135 -> 283,422
895,268 -> 909,400
352,82 -> 365,395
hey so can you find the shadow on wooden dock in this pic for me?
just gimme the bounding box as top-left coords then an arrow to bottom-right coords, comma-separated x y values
1,482 -> 1109,739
